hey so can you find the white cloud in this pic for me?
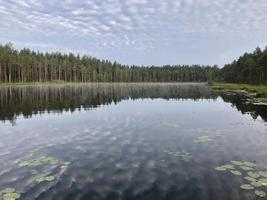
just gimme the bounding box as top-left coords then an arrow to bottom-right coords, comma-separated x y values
0,0 -> 267,65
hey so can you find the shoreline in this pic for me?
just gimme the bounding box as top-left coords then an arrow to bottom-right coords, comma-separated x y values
210,83 -> 267,105
0,82 -> 207,87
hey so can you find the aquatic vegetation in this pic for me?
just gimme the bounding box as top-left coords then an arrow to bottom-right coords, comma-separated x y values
36,175 -> 55,183
240,184 -> 254,190
164,149 -> 192,161
244,176 -> 257,182
240,166 -> 253,171
248,172 -> 260,179
193,134 -> 221,143
259,171 -> 267,178
215,166 -> 227,171
230,170 -> 242,176
0,188 -> 20,200
231,161 -> 244,166
216,160 -> 267,196
255,190 -> 266,198
243,162 -> 257,168
17,152 -> 71,187
18,156 -> 59,168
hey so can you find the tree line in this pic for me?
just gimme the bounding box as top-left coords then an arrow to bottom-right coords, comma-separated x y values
0,43 -> 219,83
1,43 -> 266,84
220,46 -> 267,84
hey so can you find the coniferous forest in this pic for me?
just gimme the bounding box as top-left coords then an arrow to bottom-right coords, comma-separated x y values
220,47 -> 267,84
0,43 -> 266,84
0,43 -> 219,83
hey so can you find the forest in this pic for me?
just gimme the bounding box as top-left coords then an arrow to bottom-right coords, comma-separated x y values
220,47 -> 267,84
0,43 -> 266,84
0,43 -> 218,83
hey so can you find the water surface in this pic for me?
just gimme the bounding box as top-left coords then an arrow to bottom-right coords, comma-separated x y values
0,83 -> 267,200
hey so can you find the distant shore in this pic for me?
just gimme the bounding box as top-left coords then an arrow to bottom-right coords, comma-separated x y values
0,82 -> 207,87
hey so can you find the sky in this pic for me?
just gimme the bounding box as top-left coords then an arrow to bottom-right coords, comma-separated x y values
0,0 -> 267,67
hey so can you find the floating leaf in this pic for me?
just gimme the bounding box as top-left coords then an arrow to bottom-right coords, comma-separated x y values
221,165 -> 235,170
18,161 -> 30,167
231,170 -> 242,176
36,175 -> 55,183
231,161 -> 244,166
240,166 -> 253,171
240,184 -> 254,190
259,171 -> 267,178
251,181 -> 262,187
2,192 -> 21,200
45,176 -> 55,182
248,172 -> 260,179
244,176 -> 257,182
36,176 -> 46,183
243,162 -> 257,168
1,188 -> 15,194
255,190 -> 266,198
215,166 -> 227,171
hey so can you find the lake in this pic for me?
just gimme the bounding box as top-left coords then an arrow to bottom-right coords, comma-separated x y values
0,83 -> 267,200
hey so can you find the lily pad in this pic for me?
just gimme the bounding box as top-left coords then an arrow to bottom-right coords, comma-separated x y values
36,175 -> 55,183
240,166 -> 253,171
259,171 -> 267,178
231,161 -> 244,166
248,172 -> 260,179
215,166 -> 227,171
244,176 -> 257,182
240,184 -> 254,190
45,176 -> 55,182
36,176 -> 46,183
230,170 -> 242,176
243,162 -> 257,168
251,181 -> 263,187
1,188 -> 15,194
2,192 -> 20,200
255,190 -> 266,198
221,165 -> 235,170
18,161 -> 30,167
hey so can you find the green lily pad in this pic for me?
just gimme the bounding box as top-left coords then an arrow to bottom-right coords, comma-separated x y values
215,166 -> 227,171
1,188 -> 15,194
244,176 -> 257,182
3,192 -> 20,200
259,178 -> 267,186
240,166 -> 253,171
230,170 -> 242,176
240,184 -> 254,190
36,175 -> 55,183
255,190 -> 266,198
221,165 -> 235,170
36,176 -> 46,183
231,161 -> 244,166
243,162 -> 257,168
259,171 -> 267,178
18,161 -> 30,167
248,171 -> 260,179
45,176 -> 55,182
251,181 -> 263,187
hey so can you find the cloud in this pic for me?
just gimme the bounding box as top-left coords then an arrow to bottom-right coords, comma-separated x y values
0,0 -> 267,65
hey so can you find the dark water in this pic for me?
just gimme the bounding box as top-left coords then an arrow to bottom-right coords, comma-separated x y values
0,83 -> 267,200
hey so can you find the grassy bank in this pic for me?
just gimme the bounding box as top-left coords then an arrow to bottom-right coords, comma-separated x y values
210,83 -> 267,98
